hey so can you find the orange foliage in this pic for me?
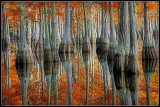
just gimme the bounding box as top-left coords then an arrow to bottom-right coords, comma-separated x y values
101,2 -> 109,10
112,2 -> 119,8
70,2 -> 82,8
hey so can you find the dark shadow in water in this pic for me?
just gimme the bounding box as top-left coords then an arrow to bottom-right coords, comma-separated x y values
97,51 -> 111,105
82,52 -> 91,105
59,53 -> 74,105
72,46 -> 77,82
16,63 -> 34,105
76,44 -> 83,81
35,43 -> 45,96
44,61 -> 61,105
142,59 -> 157,105
126,56 -> 140,105
113,55 -> 132,105
108,59 -> 116,105
51,61 -> 60,105
2,46 -> 11,89
90,44 -> 96,86
44,62 -> 52,105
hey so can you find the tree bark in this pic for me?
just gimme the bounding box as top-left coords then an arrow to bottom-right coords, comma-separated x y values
129,2 -> 138,56
142,2 -> 157,60
116,2 -> 128,56
59,2 -> 74,53
44,2 -> 52,62
82,2 -> 91,52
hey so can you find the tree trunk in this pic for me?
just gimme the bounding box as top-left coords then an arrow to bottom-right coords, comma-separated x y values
108,2 -> 117,60
129,2 -> 138,56
96,5 -> 109,53
59,2 -> 74,53
142,60 -> 157,105
16,2 -> 34,64
82,2 -> 91,52
70,7 -> 76,45
142,2 -> 157,60
116,2 -> 128,56
44,2 -> 52,62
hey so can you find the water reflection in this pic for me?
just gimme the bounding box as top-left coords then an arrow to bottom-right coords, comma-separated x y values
97,52 -> 111,102
113,55 -> 132,105
2,46 -> 11,89
108,59 -> 116,105
59,53 -> 74,105
51,62 -> 60,105
2,46 -> 159,105
127,57 -> 140,105
142,59 -> 157,105
16,63 -> 34,105
82,52 -> 91,105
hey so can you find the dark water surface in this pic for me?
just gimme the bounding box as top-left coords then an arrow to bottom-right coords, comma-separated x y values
1,44 -> 159,105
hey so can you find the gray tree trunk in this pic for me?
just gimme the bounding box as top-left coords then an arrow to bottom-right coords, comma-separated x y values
59,2 -> 74,53
116,2 -> 129,56
70,7 -> 76,45
82,2 -> 91,52
44,2 -> 52,62
142,2 -> 157,60
129,2 -> 138,56
16,2 -> 34,64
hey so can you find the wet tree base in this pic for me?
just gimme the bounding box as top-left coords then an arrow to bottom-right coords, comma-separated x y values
96,42 -> 109,53
76,38 -> 83,45
59,52 -> 74,62
44,62 -> 52,74
51,50 -> 60,62
90,37 -> 96,44
72,38 -> 76,45
142,45 -> 157,60
113,54 -> 125,89
59,43 -> 74,53
82,52 -> 91,62
16,49 -> 34,64
97,51 -> 107,61
44,49 -> 52,62
82,42 -> 92,52
16,63 -> 34,76
2,39 -> 10,51
107,46 -> 115,60
127,56 -> 139,74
